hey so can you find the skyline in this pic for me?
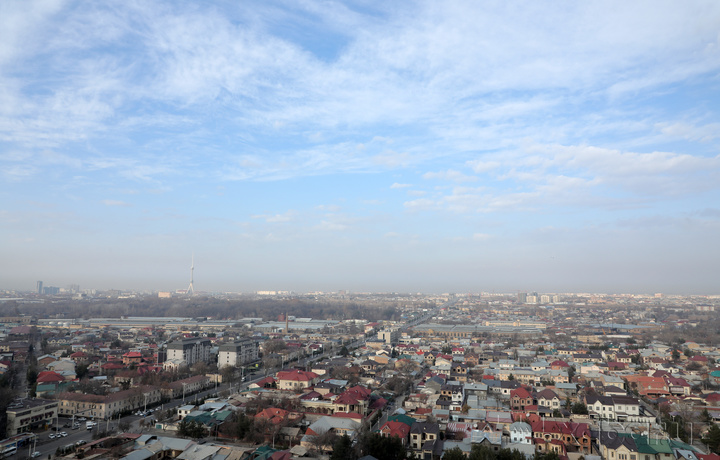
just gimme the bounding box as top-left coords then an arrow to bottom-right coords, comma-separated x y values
2,1 -> 720,294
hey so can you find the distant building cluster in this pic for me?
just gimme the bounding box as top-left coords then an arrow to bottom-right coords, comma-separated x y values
0,291 -> 719,460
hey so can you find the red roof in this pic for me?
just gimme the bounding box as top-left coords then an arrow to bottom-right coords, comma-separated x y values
253,376 -> 276,387
697,454 -> 720,460
300,391 -> 324,400
276,369 -> 318,382
335,393 -> 360,405
511,387 -> 532,399
381,421 -> 411,439
531,420 -> 590,438
101,362 -> 125,370
37,371 -> 64,383
370,397 -> 388,410
256,407 -> 290,424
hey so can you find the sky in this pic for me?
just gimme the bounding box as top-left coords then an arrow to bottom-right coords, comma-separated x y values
1,1 -> 720,295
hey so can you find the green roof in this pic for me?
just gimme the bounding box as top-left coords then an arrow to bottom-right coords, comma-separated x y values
213,410 -> 234,422
253,445 -> 278,460
669,439 -> 699,452
388,414 -> 416,427
633,436 -> 672,454
615,434 -> 698,454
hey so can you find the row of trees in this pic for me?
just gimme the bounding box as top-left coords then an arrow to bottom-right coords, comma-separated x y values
443,445 -> 559,460
329,437 -> 562,460
0,296 -> 411,322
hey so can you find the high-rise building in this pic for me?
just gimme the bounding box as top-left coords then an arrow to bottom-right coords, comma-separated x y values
217,339 -> 260,368
37,281 -> 43,294
378,328 -> 399,344
517,292 -> 527,303
166,337 -> 212,366
42,286 -> 60,295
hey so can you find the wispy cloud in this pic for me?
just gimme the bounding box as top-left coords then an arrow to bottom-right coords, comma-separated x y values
423,169 -> 477,183
2,1 -> 720,292
102,200 -> 131,207
657,121 -> 720,143
251,210 -> 296,223
314,220 -> 348,231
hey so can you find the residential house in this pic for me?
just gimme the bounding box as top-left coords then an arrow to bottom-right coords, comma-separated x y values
410,422 -> 440,451
276,369 -> 319,391
380,421 -> 411,446
511,387 -> 534,411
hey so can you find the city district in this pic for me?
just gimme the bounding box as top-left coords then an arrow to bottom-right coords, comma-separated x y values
0,291 -> 719,460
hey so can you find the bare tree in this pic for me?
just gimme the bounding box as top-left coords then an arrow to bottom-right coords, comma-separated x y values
310,428 -> 337,454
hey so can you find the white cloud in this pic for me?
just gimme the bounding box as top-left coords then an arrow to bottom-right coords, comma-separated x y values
657,121 -> 720,143
468,160 -> 501,173
251,210 -> 296,223
3,1 -> 720,184
316,204 -> 342,212
2,1 -> 720,293
102,200 -> 130,207
422,169 -> 477,183
314,220 -> 348,231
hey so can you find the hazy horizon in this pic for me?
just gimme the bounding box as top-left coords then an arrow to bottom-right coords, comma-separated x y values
2,2 -> 720,295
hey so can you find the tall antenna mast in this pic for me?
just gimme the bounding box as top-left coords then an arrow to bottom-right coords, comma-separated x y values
187,254 -> 195,295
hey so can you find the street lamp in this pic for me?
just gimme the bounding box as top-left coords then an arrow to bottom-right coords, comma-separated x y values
27,433 -> 37,458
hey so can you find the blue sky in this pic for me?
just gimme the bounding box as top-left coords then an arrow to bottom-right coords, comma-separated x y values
2,1 -> 720,294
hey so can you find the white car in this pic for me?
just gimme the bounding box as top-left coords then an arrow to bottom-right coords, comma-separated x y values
60,431 -> 68,437
49,433 -> 56,439
32,452 -> 41,458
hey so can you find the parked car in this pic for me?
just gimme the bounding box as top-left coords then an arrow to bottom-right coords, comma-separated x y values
60,431 -> 68,437
49,433 -> 56,439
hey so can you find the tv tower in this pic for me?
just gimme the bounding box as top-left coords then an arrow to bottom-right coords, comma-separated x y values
186,254 -> 195,295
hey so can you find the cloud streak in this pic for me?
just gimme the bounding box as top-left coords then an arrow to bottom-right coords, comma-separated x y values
1,1 -> 720,293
